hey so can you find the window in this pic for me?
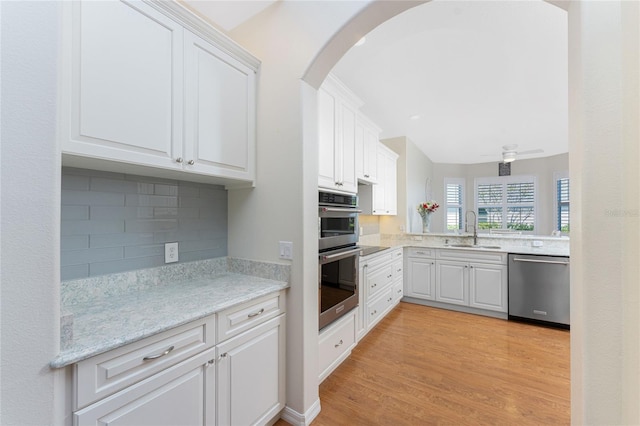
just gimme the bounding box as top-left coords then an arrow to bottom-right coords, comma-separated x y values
444,178 -> 465,232
555,172 -> 570,234
475,176 -> 536,233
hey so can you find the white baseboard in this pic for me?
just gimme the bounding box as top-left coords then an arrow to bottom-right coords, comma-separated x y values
280,398 -> 321,426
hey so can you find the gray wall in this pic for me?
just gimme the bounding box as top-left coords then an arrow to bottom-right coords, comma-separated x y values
432,153 -> 569,234
61,168 -> 228,280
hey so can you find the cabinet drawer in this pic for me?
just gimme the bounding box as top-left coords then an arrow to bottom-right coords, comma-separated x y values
392,258 -> 403,280
393,280 -> 404,302
366,264 -> 394,299
367,288 -> 394,329
363,250 -> 393,270
74,315 -> 215,410
217,291 -> 284,343
408,247 -> 435,258
319,310 -> 356,381
74,347 -> 216,426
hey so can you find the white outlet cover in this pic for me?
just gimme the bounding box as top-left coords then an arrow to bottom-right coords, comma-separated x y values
165,242 -> 179,263
279,241 -> 293,260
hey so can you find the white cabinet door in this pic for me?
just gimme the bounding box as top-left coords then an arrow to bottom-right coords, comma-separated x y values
74,348 -> 215,426
317,83 -> 358,194
407,257 -> 436,300
318,88 -> 338,190
469,263 -> 508,312
184,31 -> 255,182
436,261 -> 468,305
359,144 -> 398,215
216,315 -> 285,426
62,0 -> 183,169
355,115 -> 379,184
339,102 -> 358,193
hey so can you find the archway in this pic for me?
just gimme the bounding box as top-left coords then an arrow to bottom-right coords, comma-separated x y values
298,1 -> 639,424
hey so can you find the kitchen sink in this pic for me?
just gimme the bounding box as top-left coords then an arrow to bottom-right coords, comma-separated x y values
446,244 -> 502,250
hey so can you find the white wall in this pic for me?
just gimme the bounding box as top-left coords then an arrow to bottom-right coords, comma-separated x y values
432,153 -> 569,234
380,136 -> 435,235
0,2 -> 67,424
568,1 -> 640,423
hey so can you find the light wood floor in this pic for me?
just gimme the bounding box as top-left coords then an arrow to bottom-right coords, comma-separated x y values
278,302 -> 570,426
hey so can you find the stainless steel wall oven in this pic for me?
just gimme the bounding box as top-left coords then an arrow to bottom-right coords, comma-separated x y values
318,191 -> 360,330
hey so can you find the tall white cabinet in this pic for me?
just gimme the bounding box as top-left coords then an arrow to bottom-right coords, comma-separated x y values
60,0 -> 258,186
318,75 -> 362,194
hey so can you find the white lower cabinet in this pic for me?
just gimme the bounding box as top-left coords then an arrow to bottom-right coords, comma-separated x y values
406,248 -> 436,300
361,248 -> 403,337
73,292 -> 285,426
217,315 -> 285,426
435,260 -> 469,306
436,249 -> 508,313
74,348 -> 216,426
406,247 -> 508,315
469,263 -> 508,312
318,309 -> 357,383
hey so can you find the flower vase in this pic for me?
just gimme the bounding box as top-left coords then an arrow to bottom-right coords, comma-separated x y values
421,213 -> 432,233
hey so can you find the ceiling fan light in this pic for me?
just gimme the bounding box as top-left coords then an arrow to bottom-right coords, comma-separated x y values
503,152 -> 516,163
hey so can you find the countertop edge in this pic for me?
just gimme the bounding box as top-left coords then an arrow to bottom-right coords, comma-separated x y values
50,281 -> 289,369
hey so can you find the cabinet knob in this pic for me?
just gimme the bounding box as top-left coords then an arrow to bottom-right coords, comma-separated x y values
388,297 -> 392,302
175,157 -> 183,163
387,274 -> 392,279
187,159 -> 195,165
334,339 -> 343,348
364,174 -> 370,178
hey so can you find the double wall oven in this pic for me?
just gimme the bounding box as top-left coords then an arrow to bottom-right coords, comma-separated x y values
318,191 -> 361,330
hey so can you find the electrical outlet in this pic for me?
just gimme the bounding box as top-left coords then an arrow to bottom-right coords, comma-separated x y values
532,240 -> 544,247
279,241 -> 293,260
165,242 -> 179,263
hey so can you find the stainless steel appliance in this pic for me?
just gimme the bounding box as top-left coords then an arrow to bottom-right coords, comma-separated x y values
508,254 -> 570,328
319,190 -> 360,330
318,191 -> 359,251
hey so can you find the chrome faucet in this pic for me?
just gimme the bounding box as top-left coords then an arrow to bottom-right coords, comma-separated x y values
466,210 -> 478,246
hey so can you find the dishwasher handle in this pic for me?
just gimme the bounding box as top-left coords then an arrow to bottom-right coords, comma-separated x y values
512,257 -> 569,266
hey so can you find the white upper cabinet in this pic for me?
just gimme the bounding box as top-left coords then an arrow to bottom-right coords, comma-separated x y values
360,143 -> 398,215
183,31 -> 255,181
62,1 -> 182,169
355,114 -> 380,184
60,0 -> 258,186
318,75 -> 362,194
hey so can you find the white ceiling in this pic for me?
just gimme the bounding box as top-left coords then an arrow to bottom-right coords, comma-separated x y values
184,0 -> 569,165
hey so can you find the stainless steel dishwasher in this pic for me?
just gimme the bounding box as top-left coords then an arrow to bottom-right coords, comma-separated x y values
508,254 -> 570,328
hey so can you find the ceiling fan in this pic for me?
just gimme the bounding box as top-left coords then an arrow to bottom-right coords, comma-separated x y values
490,144 -> 544,163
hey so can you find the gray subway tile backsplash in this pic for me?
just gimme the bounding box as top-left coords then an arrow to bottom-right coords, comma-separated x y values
61,167 -> 228,280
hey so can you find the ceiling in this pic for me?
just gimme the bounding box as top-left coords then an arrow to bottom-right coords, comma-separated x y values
184,0 -> 569,165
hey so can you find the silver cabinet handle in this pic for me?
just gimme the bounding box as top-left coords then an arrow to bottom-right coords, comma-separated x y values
372,283 -> 377,288
397,289 -> 402,293
218,353 -> 228,361
248,308 -> 265,318
175,157 -> 183,163
387,297 -> 392,302
334,339 -> 343,348
397,268 -> 402,272
187,160 -> 195,165
143,345 -> 174,361
371,310 -> 377,316
387,274 -> 392,278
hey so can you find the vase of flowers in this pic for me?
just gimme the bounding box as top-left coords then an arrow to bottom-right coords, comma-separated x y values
417,201 -> 439,233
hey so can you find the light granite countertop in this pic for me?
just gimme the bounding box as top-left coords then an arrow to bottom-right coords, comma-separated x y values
51,259 -> 289,368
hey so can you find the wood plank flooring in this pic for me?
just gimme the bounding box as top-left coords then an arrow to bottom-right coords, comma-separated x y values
278,302 -> 570,426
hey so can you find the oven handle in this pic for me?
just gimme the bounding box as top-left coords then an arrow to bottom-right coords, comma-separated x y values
320,247 -> 361,263
320,207 -> 363,213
